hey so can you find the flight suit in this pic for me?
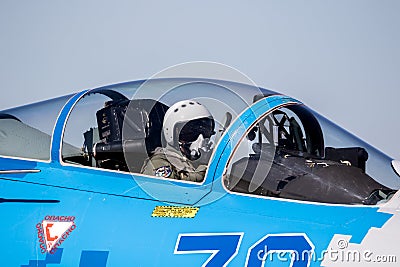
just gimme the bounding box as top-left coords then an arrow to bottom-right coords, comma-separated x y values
141,147 -> 206,182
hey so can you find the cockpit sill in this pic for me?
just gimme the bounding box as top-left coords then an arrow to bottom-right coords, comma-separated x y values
0,154 -> 398,208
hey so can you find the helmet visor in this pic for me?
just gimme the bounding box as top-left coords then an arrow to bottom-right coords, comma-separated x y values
179,117 -> 215,143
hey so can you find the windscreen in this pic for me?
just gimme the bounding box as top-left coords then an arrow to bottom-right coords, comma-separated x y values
0,94 -> 73,160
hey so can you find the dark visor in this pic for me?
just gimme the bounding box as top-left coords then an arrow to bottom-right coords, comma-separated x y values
179,117 -> 215,143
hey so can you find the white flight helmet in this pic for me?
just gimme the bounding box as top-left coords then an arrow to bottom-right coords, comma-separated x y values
163,100 -> 215,160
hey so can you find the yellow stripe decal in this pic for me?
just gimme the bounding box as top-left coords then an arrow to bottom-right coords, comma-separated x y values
151,206 -> 199,218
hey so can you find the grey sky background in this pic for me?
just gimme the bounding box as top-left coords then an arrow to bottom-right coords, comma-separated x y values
0,0 -> 399,159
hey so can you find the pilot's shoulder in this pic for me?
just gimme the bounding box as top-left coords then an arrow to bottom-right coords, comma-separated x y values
141,148 -> 171,171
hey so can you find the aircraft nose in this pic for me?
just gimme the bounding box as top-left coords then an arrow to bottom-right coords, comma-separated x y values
392,160 -> 400,177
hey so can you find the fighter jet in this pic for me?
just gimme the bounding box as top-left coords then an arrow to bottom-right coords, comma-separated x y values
0,78 -> 399,266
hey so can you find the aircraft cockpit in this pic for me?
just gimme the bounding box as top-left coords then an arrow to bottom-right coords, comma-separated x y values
60,79 -> 241,174
0,78 -> 399,206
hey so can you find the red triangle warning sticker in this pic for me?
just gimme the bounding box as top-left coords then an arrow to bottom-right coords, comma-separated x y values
36,216 -> 77,254
42,221 -> 74,252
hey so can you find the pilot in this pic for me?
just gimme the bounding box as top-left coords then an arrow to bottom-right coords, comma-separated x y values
141,100 -> 215,182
